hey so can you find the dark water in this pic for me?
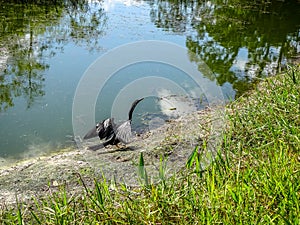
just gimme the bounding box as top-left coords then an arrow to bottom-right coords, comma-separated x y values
0,0 -> 300,159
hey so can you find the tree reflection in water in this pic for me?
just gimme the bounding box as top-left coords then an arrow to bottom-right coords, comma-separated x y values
149,0 -> 300,97
0,0 -> 107,111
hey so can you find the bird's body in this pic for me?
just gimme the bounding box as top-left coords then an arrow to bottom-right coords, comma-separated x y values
84,98 -> 144,149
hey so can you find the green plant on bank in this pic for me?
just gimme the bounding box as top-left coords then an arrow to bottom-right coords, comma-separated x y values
0,66 -> 299,224
138,152 -> 149,187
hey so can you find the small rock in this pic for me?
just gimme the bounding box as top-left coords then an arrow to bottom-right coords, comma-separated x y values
52,180 -> 59,187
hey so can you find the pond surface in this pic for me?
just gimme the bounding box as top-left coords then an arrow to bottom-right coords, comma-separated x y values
0,0 -> 300,160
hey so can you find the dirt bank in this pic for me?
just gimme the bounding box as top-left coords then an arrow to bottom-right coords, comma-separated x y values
0,108 -> 224,204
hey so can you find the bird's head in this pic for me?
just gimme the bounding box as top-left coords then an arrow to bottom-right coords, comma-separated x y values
132,98 -> 144,107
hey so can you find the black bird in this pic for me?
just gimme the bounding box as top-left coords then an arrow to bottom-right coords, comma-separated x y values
83,98 -> 144,148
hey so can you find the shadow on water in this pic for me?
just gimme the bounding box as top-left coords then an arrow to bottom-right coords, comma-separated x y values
0,0 -> 107,112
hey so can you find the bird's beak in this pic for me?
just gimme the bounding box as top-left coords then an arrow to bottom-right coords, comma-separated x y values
83,126 -> 98,140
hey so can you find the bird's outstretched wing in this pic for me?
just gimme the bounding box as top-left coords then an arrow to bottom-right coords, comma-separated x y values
83,118 -> 115,140
83,126 -> 98,139
98,118 -> 115,140
115,121 -> 133,144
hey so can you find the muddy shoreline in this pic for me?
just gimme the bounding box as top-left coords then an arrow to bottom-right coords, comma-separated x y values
0,108 -> 223,205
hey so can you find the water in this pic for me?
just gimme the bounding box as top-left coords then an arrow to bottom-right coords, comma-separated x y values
0,0 -> 300,159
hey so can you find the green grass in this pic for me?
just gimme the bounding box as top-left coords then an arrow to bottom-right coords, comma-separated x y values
1,66 -> 299,224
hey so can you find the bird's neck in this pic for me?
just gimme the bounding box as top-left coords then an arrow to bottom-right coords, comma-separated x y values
128,98 -> 143,121
128,103 -> 138,121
